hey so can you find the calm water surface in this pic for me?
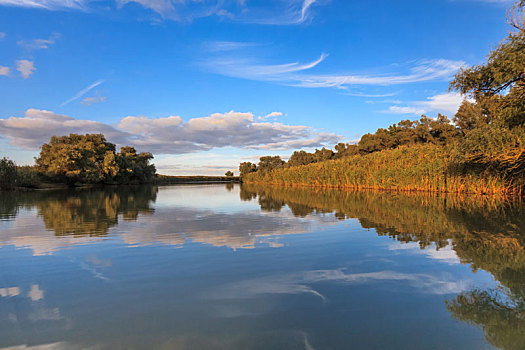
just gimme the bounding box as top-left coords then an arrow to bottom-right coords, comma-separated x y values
0,184 -> 524,349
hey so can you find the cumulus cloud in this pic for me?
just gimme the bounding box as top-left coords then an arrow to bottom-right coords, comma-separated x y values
0,108 -> 128,149
0,109 -> 340,154
18,32 -> 60,50
384,92 -> 469,116
0,66 -> 9,76
16,59 -> 35,78
418,92 -> 466,114
258,111 -> 283,121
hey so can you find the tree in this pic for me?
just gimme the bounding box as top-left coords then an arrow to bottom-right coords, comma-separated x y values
36,134 -> 156,184
449,1 -> 525,173
0,157 -> 17,190
36,134 -> 117,184
258,156 -> 285,174
225,171 -> 234,177
239,162 -> 257,178
288,150 -> 316,167
314,148 -> 335,162
450,3 -> 525,130
116,146 -> 156,184
333,143 -> 358,159
454,101 -> 487,134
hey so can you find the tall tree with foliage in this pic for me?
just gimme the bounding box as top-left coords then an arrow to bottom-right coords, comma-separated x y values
450,1 -> 525,175
36,134 -> 156,184
36,134 -> 118,183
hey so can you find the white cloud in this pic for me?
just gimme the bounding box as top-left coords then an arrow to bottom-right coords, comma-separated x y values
418,92 -> 465,114
0,66 -> 9,76
0,0 -> 326,25
203,40 -> 261,52
18,33 -> 60,50
16,60 -> 35,79
61,80 -> 104,106
0,109 -> 340,154
80,95 -> 107,106
115,0 -> 325,24
0,32 -> 6,39
0,108 -> 128,149
384,92 -> 469,117
205,54 -> 465,89
0,0 -> 88,10
386,106 -> 426,115
258,111 -> 283,121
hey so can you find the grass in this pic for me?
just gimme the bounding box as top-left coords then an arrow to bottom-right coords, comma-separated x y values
244,144 -> 523,195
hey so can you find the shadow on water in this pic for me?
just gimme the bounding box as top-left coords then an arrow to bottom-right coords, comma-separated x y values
241,183 -> 525,350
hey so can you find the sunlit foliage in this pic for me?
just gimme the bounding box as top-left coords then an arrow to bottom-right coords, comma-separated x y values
35,134 -> 156,185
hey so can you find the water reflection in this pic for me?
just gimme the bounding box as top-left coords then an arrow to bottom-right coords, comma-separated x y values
1,184 -> 524,349
241,183 -> 525,350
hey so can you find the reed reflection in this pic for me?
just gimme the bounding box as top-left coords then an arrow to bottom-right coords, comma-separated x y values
241,183 -> 525,350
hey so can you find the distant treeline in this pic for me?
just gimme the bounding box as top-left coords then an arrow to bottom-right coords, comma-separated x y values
240,2 -> 525,195
156,175 -> 240,185
1,134 -> 156,190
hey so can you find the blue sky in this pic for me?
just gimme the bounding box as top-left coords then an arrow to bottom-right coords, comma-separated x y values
0,0 -> 515,175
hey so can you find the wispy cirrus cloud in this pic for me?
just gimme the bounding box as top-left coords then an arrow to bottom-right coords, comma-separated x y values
203,52 -> 465,89
203,40 -> 262,52
60,79 -> 105,106
0,109 -> 340,153
0,0 -> 88,10
0,0 -> 326,24
81,95 -> 107,106
18,33 -> 60,50
0,66 -> 9,76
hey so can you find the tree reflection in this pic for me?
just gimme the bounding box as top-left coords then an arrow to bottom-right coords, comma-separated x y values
241,183 -> 525,349
1,186 -> 157,236
446,289 -> 524,350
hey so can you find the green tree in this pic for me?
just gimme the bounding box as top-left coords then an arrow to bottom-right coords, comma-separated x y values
454,101 -> 487,135
36,134 -> 118,184
0,157 -> 17,190
36,134 -> 156,184
288,150 -> 316,167
239,162 -> 257,178
116,146 -> 156,184
257,156 -> 285,174
314,148 -> 335,162
225,171 -> 234,177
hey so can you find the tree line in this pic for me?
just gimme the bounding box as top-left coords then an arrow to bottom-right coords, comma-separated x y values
240,1 -> 525,191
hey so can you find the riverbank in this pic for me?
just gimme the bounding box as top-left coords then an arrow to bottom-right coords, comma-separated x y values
243,144 -> 524,196
1,174 -> 240,191
155,175 -> 240,185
